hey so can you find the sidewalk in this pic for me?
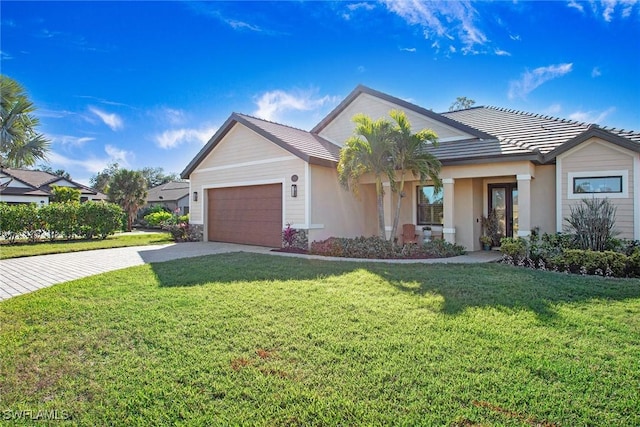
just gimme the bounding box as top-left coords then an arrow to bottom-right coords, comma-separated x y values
0,243 -> 502,301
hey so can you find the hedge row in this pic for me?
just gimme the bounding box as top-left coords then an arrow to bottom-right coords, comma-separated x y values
309,236 -> 466,259
0,202 -> 124,244
500,236 -> 640,278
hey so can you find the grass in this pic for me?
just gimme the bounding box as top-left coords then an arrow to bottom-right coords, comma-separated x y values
1,253 -> 639,426
0,232 -> 174,259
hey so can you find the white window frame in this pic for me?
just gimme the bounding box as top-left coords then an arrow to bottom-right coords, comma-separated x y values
567,170 -> 628,199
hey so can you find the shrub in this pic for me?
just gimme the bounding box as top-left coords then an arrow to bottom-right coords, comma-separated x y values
500,237 -> 527,260
144,211 -> 174,227
419,239 -> 466,258
0,202 -> 22,243
162,222 -> 198,242
78,202 -> 123,239
565,198 -> 618,251
309,236 -> 465,259
309,237 -> 344,257
552,249 -> 628,277
18,203 -> 46,243
50,185 -> 81,203
626,248 -> 640,277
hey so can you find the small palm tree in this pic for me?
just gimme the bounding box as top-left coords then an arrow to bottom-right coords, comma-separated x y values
108,169 -> 148,232
338,113 -> 395,239
0,75 -> 50,167
388,110 -> 442,240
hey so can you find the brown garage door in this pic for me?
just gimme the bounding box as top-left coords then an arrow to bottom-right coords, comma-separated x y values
207,184 -> 282,247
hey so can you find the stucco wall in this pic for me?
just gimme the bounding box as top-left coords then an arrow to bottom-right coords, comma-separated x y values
318,93 -> 475,147
308,164 -> 377,243
558,138 -> 636,239
188,123 -> 307,232
530,165 -> 556,235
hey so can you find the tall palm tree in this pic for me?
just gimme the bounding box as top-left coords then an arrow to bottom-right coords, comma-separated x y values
338,113 -> 395,239
108,169 -> 148,232
0,75 -> 50,167
388,110 -> 442,240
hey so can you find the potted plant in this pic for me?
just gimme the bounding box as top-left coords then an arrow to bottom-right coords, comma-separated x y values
422,226 -> 432,243
480,235 -> 492,250
481,209 -> 501,247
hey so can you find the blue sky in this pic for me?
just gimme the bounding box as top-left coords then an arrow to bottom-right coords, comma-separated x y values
2,1 -> 639,185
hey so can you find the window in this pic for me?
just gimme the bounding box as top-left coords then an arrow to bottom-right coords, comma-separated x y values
568,170 -> 628,199
417,185 -> 443,225
573,176 -> 622,194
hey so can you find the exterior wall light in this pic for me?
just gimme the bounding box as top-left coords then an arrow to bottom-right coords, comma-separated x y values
291,184 -> 297,198
193,191 -> 198,202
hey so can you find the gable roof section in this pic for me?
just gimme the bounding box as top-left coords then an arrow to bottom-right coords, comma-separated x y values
0,168 -> 106,199
181,113 -> 341,178
545,126 -> 640,160
443,106 -> 639,161
146,181 -> 190,203
312,84 -> 496,141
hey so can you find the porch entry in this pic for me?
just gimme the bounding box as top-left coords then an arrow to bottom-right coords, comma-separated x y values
488,183 -> 518,239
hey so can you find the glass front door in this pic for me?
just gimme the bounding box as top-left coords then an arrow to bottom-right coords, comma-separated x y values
489,183 -> 518,239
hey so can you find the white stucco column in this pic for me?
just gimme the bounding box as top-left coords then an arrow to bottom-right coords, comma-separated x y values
517,174 -> 532,237
442,178 -> 456,243
383,182 -> 392,240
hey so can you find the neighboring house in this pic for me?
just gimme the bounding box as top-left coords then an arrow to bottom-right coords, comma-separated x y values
0,168 -> 107,205
144,181 -> 190,215
181,85 -> 640,249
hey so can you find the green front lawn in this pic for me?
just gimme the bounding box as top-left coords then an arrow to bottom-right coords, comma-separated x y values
1,253 -> 638,425
0,232 -> 173,259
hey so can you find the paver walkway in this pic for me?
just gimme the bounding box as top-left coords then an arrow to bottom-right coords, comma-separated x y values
0,242 -> 502,301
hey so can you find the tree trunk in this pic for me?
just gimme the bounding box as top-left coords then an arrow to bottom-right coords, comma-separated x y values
375,177 -> 386,239
390,173 -> 406,243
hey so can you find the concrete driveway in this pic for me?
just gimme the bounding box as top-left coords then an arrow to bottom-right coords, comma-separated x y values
0,242 -> 501,301
0,242 -> 272,301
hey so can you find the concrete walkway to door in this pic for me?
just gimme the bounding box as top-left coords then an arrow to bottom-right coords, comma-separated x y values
0,242 -> 502,301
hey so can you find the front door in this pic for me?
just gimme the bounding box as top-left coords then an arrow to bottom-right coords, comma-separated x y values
488,183 -> 518,239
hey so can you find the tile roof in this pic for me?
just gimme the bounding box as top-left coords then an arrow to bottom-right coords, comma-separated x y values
0,168 -> 106,199
146,181 -> 190,203
236,114 -> 341,165
442,106 -> 640,158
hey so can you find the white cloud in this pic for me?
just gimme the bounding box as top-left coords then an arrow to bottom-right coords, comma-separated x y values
591,67 -> 602,77
52,135 -> 95,147
253,89 -> 339,123
508,63 -> 573,99
494,48 -> 511,56
381,0 -> 488,54
400,47 -> 417,52
347,2 -> 376,12
154,127 -> 216,149
343,2 -> 376,19
567,0 -> 585,13
149,107 -> 186,126
543,104 -> 562,115
584,0 -> 639,22
0,50 -> 12,60
89,106 -> 123,131
104,145 -> 133,165
47,145 -> 131,177
568,107 -> 616,124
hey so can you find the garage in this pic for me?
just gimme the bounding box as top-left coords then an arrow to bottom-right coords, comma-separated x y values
207,184 -> 283,247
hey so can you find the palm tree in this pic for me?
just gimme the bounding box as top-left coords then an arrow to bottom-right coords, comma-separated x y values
0,75 -> 50,167
388,110 -> 442,240
338,113 -> 395,239
108,169 -> 147,232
